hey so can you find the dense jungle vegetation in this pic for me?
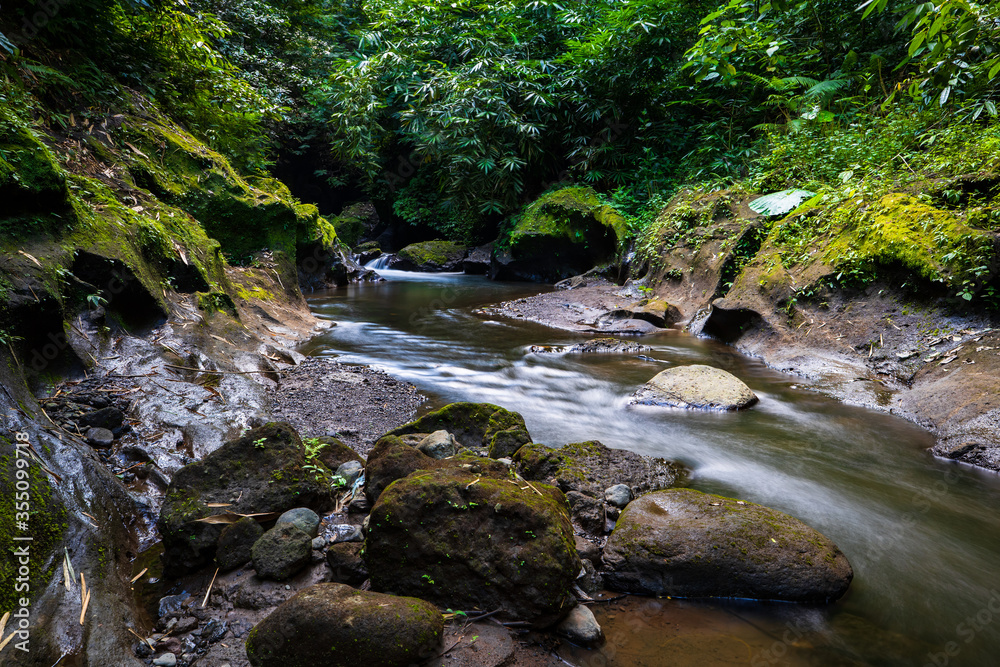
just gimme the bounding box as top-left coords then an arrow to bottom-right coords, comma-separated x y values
2,0 -> 999,279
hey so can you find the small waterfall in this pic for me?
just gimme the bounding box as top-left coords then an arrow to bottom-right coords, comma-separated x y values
364,254 -> 393,270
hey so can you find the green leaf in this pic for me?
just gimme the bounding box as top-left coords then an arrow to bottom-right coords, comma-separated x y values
749,189 -> 817,216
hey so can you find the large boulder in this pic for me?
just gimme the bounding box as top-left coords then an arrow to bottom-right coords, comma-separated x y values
391,240 -> 467,272
631,364 -> 758,410
245,583 -> 443,667
490,186 -> 627,283
157,422 -> 335,577
364,463 -> 581,626
385,402 -> 532,459
515,440 -> 681,501
602,489 -> 853,602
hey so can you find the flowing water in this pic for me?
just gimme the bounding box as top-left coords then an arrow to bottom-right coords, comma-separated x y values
301,269 -> 1000,667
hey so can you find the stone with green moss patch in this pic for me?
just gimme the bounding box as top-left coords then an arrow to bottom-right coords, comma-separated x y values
392,240 -> 467,272
493,186 -> 627,282
515,440 -> 682,501
158,422 -> 335,577
603,489 -> 853,602
385,401 -> 531,459
245,583 -> 443,667
364,462 -> 580,626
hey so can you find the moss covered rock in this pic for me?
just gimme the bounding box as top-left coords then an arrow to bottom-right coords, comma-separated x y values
392,239 -> 468,272
631,364 -> 758,410
492,186 -> 627,282
158,422 -> 335,577
306,435 -> 364,472
385,402 -> 532,458
515,440 -> 682,501
603,489 -> 853,602
364,464 -> 580,626
364,435 -> 509,504
245,583 -> 443,667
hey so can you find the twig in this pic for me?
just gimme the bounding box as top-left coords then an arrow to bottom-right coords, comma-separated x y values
0,630 -> 16,654
130,567 -> 148,584
202,568 -> 219,607
127,627 -> 153,649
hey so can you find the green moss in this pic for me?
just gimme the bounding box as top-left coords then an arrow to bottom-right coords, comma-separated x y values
507,186 -> 627,249
197,291 -> 239,317
397,240 -> 466,268
0,442 -> 68,612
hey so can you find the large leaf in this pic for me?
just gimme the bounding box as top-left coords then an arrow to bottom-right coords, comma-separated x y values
749,189 -> 816,216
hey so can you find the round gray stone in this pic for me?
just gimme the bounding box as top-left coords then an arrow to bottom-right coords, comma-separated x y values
276,507 -> 321,538
416,430 -> 457,459
604,484 -> 633,508
631,364 -> 758,410
555,604 -> 603,647
335,460 -> 364,486
85,427 -> 114,448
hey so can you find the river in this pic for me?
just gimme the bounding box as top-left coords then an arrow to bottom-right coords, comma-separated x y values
300,269 -> 1000,667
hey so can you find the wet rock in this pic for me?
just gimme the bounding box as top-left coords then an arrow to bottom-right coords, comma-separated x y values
602,489 -> 853,602
566,491 -> 605,534
245,583 -> 443,667
275,507 -> 320,538
386,402 -> 532,458
158,422 -> 335,577
135,642 -> 153,658
556,604 -> 604,647
251,523 -> 313,581
326,542 -> 369,586
158,592 -> 189,619
152,653 -> 177,667
462,243 -> 493,275
604,484 -> 632,508
566,338 -> 652,354
364,435 -> 509,504
348,494 -> 371,514
417,430 -> 457,458
515,439 -> 681,501
78,406 -> 124,430
203,618 -> 227,643
365,461 -> 581,625
85,426 -> 115,448
217,517 -> 264,571
578,559 -> 603,595
631,364 -> 758,410
574,535 -> 602,567
173,617 -> 198,633
311,536 -> 326,550
329,523 -> 364,543
335,460 -> 363,486
391,240 -> 468,272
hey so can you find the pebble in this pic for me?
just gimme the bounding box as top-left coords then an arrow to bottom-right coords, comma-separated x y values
604,484 -> 633,508
152,654 -> 177,667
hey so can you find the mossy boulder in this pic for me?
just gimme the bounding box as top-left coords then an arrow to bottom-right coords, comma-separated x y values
602,489 -> 853,602
392,239 -> 468,272
364,464 -> 581,626
251,523 -> 313,581
515,440 -> 682,501
158,422 -> 335,577
364,435 -> 509,504
492,186 -> 628,282
385,402 -> 532,458
245,583 -> 443,667
631,364 -> 758,410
